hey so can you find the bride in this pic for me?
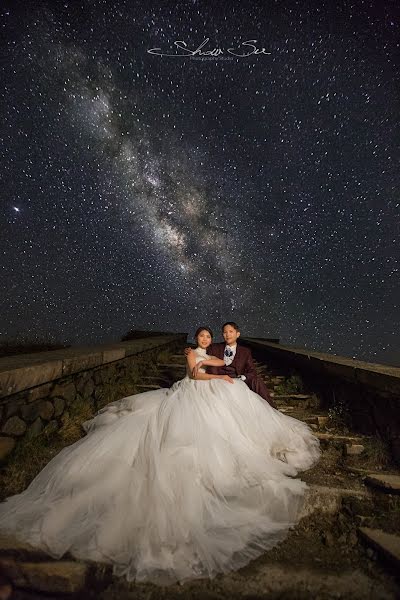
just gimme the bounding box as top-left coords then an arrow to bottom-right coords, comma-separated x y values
0,326 -> 321,586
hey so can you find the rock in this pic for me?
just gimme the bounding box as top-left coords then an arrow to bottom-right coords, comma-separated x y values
316,416 -> 329,427
1,416 -> 27,436
50,382 -> 75,405
348,530 -> 359,546
5,399 -> 25,419
53,397 -> 65,417
38,401 -> 54,421
20,403 -> 40,422
345,444 -> 365,456
0,437 -> 15,461
299,485 -> 369,520
26,417 -> 43,438
27,383 -> 53,403
0,557 -> 89,594
321,530 -> 334,546
82,379 -> 95,399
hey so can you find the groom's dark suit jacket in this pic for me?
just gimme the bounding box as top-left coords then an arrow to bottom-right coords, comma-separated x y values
207,342 -> 277,409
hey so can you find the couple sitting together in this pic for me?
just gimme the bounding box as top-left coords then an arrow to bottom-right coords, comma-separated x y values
185,321 -> 277,409
0,320 -> 321,587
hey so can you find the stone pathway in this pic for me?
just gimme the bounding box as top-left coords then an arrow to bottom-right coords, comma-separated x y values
1,350 -> 399,599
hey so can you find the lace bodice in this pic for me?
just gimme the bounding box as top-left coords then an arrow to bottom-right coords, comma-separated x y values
186,347 -> 209,377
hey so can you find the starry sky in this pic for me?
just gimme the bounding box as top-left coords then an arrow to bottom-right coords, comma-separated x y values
1,1 -> 399,365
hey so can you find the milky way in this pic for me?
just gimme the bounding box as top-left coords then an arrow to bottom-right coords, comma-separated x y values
0,1 -> 399,365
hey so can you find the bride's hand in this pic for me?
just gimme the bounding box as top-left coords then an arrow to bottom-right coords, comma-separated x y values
192,362 -> 203,377
221,375 -> 234,384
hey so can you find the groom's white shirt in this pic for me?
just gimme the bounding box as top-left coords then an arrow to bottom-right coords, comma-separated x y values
223,343 -> 237,366
223,343 -> 246,381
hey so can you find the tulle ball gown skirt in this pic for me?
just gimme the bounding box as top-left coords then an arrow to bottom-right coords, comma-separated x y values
0,376 -> 321,586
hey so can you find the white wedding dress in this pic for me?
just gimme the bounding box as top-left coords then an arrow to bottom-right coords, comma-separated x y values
0,348 -> 321,586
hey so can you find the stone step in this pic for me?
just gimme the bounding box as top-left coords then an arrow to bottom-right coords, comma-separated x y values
315,432 -> 370,444
140,376 -> 170,385
1,554 -> 396,598
342,465 -> 398,477
135,384 -> 162,392
0,534 -> 50,561
273,394 -> 312,400
364,473 -> 400,495
0,556 -> 91,594
236,562 -> 399,598
157,363 -> 186,370
280,412 -> 329,423
299,484 -> 370,520
167,355 -> 187,364
358,527 -> 400,571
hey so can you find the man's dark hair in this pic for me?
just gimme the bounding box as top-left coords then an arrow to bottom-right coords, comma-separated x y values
222,322 -> 240,332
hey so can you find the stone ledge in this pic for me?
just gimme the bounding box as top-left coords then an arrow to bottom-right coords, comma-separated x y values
0,335 -> 187,399
358,527 -> 400,570
0,556 -> 90,594
241,338 -> 400,394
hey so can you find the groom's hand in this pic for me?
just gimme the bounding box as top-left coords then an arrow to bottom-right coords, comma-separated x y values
184,347 -> 193,356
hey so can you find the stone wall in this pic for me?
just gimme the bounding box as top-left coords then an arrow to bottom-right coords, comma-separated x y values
0,334 -> 187,463
241,338 -> 400,465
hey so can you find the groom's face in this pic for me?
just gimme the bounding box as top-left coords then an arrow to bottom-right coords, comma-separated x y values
223,325 -> 240,346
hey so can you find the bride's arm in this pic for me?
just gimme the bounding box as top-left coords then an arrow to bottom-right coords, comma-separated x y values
200,355 -> 225,367
192,355 -> 225,378
186,352 -> 232,382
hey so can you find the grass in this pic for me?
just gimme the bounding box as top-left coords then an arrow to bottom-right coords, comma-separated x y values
361,435 -> 392,468
327,396 -> 352,431
0,422 -> 65,499
274,373 -> 304,395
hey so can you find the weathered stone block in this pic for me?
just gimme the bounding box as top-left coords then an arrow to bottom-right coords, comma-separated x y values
2,416 -> 27,436
5,398 -> 24,419
0,360 -> 63,397
28,382 -> 53,403
345,444 -> 365,456
38,400 -> 54,421
53,397 -> 65,417
21,402 -> 41,422
50,382 -> 76,405
0,557 -> 90,594
82,378 -> 95,398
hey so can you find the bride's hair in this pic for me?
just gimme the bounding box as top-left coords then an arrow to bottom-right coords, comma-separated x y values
194,326 -> 213,343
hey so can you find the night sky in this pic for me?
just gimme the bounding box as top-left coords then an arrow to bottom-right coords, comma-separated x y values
1,1 -> 399,366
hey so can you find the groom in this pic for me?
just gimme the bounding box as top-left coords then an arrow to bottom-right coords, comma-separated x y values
186,322 -> 277,409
